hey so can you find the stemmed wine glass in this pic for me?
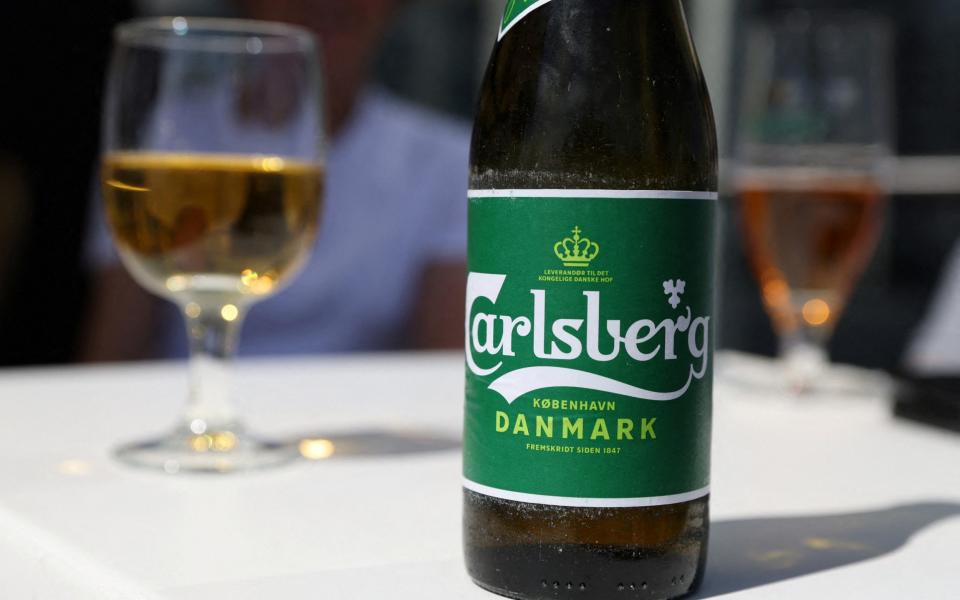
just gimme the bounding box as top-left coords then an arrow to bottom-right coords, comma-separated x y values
101,17 -> 325,472
733,11 -> 894,393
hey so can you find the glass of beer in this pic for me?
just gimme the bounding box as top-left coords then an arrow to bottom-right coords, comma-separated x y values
734,12 -> 893,392
101,18 -> 324,472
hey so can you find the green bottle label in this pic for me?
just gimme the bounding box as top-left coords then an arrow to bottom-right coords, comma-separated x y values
464,189 -> 716,507
499,0 -> 554,40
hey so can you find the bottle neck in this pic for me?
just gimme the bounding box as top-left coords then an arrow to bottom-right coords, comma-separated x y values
475,0 -> 716,191
499,0 -> 687,39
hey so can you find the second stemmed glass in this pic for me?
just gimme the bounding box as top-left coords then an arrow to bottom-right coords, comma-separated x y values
733,11 -> 894,393
101,18 -> 325,472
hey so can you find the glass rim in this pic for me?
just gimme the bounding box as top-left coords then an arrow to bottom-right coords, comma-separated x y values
114,17 -> 317,54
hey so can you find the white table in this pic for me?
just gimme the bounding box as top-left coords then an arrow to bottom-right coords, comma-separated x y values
0,352 -> 958,599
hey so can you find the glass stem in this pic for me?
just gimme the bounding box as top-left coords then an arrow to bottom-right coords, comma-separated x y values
182,305 -> 246,433
780,329 -> 829,393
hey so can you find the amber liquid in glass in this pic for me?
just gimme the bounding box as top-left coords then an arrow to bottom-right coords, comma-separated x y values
102,152 -> 323,305
738,170 -> 883,337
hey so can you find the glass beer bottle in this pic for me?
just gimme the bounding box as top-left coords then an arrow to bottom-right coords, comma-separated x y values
464,1 -> 717,599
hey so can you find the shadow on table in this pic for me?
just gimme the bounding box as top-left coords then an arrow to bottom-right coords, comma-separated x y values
294,428 -> 460,460
693,502 -> 960,598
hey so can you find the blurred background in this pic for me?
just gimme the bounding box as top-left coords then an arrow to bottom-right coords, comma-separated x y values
0,0 -> 957,381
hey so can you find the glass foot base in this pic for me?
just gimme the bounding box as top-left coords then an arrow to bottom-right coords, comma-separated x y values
718,351 -> 892,400
114,426 -> 298,474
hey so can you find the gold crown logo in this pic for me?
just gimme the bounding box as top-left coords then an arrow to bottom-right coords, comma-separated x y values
554,226 -> 600,267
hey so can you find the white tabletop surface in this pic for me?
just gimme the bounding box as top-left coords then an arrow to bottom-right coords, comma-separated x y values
0,351 -> 958,599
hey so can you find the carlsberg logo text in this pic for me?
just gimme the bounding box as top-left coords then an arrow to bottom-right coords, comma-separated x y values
465,273 -> 710,404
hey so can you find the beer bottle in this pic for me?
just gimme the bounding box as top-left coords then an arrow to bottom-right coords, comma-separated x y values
464,1 -> 717,599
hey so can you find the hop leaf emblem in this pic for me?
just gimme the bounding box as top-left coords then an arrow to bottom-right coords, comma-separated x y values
554,226 -> 600,268
663,279 -> 686,309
